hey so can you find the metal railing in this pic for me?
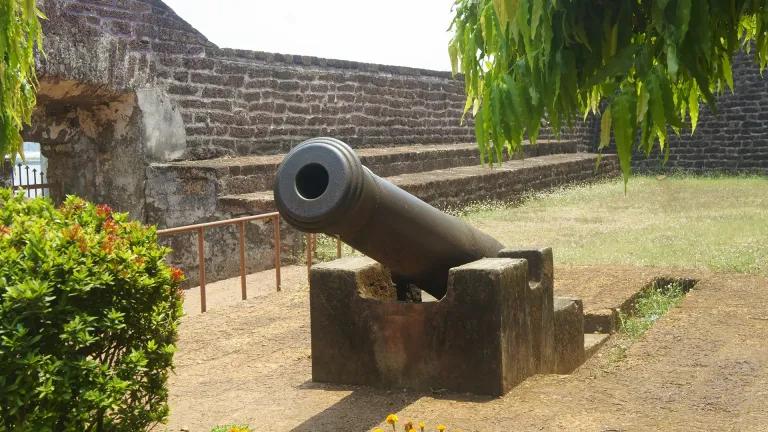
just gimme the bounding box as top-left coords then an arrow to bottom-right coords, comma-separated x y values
157,213 -> 282,313
1,161 -> 54,198
305,233 -> 343,282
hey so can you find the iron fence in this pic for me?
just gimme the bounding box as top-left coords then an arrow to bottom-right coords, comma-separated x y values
1,159 -> 54,198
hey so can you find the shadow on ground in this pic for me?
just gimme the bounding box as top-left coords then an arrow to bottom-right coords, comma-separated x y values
290,382 -> 494,431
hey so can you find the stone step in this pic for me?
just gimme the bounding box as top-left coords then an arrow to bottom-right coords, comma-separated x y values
162,140 -> 578,196
219,152 -> 619,214
584,333 -> 611,358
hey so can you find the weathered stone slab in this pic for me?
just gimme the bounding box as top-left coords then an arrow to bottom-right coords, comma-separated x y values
309,257 -> 533,396
498,247 -> 555,374
553,296 -> 585,374
584,333 -> 610,358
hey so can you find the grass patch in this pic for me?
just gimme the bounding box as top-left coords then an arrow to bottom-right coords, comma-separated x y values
619,281 -> 688,340
304,233 -> 361,264
460,174 -> 768,276
604,279 -> 694,364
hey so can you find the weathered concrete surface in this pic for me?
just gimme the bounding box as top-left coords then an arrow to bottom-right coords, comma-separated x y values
136,88 -> 187,161
309,257 -> 533,396
165,268 -> 767,431
27,84 -> 148,218
552,297 -> 585,374
584,333 -> 610,358
498,247 -> 555,374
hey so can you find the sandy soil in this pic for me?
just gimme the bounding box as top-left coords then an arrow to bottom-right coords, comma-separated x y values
165,266 -> 768,431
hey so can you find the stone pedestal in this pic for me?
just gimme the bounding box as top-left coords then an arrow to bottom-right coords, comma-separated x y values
310,256 -> 533,396
498,247 -> 555,373
553,297 -> 585,374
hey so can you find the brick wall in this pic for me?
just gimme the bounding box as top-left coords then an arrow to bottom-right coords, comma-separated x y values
160,48 -> 474,155
631,52 -> 768,173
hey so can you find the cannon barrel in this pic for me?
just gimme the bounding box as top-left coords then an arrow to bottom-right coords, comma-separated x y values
274,137 -> 504,299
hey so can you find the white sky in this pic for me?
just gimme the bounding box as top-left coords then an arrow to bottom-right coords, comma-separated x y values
162,0 -> 456,71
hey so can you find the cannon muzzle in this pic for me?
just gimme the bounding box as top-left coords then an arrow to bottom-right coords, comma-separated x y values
274,137 -> 504,298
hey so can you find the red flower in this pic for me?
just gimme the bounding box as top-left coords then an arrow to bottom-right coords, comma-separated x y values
103,218 -> 118,234
63,224 -> 83,241
101,234 -> 117,253
96,204 -> 112,218
170,267 -> 185,283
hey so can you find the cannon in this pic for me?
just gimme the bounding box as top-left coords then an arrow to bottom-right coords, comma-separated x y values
274,137 -> 504,299
273,137 -> 586,396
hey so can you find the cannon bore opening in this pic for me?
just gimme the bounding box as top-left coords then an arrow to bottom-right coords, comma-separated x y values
295,163 -> 329,200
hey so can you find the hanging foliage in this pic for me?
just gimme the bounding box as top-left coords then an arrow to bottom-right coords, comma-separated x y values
0,0 -> 44,160
449,0 -> 768,183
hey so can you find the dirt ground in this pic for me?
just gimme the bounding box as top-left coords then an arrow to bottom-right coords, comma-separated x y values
165,266 -> 768,431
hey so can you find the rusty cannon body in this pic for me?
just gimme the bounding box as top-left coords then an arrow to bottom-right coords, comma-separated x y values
273,137 -> 504,299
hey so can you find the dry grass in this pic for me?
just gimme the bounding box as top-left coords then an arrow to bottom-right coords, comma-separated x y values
461,174 -> 768,276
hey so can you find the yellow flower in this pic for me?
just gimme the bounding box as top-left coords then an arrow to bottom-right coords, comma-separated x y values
437,425 -> 447,432
419,422 -> 425,431
386,414 -> 399,425
373,429 -> 384,432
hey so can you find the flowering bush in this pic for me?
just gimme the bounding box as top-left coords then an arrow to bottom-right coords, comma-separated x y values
0,190 -> 184,431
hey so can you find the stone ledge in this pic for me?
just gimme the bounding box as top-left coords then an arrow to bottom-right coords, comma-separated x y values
161,140 -> 579,195
219,152 -> 620,215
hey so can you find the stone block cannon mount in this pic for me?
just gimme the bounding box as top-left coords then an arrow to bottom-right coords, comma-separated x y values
274,137 -> 586,396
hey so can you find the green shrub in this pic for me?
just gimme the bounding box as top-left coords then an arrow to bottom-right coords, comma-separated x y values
0,190 -> 185,431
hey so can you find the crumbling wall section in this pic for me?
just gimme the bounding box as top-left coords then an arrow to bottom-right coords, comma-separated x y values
25,82 -> 147,218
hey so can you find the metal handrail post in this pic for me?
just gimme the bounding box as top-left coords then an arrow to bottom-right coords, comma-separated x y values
239,220 -> 247,300
273,215 -> 281,292
197,227 -> 206,313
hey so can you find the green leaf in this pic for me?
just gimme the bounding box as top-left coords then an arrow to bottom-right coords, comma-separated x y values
599,107 -> 612,150
611,91 -> 636,186
636,83 -> 650,123
586,43 -> 637,86
448,44 -> 459,76
658,72 -> 683,128
688,84 -> 699,133
676,0 -> 692,42
531,0 -> 543,37
722,55 -> 734,92
666,42 -> 679,79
